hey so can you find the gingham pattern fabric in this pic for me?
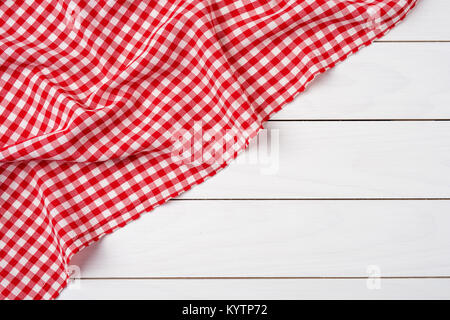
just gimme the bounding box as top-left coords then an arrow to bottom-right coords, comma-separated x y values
1,0 -> 417,299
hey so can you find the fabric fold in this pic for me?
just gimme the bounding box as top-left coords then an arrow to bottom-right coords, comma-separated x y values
1,0 -> 418,299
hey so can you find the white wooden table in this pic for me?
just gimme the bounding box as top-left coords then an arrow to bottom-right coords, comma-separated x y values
60,0 -> 450,299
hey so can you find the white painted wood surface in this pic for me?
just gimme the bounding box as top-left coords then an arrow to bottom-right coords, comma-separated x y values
71,200 -> 450,277
272,43 -> 450,120
180,122 -> 450,199
382,0 -> 450,41
60,279 -> 450,300
61,0 -> 450,299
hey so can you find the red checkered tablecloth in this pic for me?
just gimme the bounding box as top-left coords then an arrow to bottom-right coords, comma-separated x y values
0,0 -> 417,299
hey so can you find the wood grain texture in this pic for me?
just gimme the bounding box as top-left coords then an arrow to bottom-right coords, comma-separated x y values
272,43 -> 450,120
178,122 -> 450,199
58,279 -> 450,300
71,200 -> 450,277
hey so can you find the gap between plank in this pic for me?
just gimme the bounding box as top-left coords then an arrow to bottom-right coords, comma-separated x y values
171,198 -> 450,201
79,276 -> 450,280
267,119 -> 450,122
375,40 -> 450,43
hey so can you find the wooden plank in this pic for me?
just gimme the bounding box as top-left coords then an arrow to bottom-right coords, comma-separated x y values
58,278 -> 450,300
272,43 -> 450,120
382,0 -> 450,41
70,200 -> 450,277
178,122 -> 450,199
